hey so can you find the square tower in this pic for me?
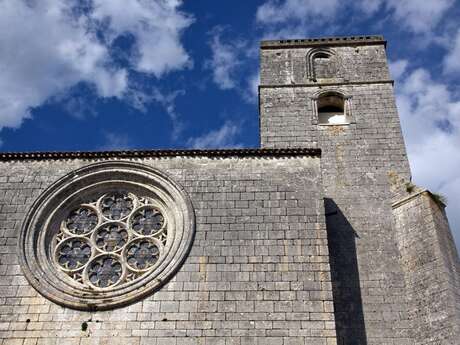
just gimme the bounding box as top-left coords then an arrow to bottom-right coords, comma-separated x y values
259,36 -> 460,345
259,36 -> 410,183
260,36 -> 413,344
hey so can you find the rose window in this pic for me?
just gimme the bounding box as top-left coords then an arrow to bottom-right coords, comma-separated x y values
20,162 -> 195,310
53,192 -> 168,289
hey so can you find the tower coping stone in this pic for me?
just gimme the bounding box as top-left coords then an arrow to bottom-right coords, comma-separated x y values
261,35 -> 386,49
392,189 -> 447,209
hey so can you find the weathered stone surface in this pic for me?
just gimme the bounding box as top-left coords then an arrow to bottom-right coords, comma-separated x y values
259,37 -> 459,345
260,41 -> 390,86
394,191 -> 460,345
0,35 -> 459,345
260,39 -> 413,345
0,156 -> 337,344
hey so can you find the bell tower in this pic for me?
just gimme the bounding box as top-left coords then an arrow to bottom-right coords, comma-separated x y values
259,35 -> 410,178
260,36 -> 414,344
259,35 -> 460,345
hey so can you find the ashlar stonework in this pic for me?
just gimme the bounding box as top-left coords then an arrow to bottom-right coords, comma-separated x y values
19,161 -> 195,310
0,35 -> 459,345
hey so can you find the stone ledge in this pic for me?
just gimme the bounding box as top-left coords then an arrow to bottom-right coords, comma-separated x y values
259,80 -> 394,88
0,148 -> 322,162
392,189 -> 446,209
392,189 -> 428,209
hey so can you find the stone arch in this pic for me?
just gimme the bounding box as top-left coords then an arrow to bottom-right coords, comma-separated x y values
307,48 -> 338,80
18,161 -> 196,311
310,89 -> 353,125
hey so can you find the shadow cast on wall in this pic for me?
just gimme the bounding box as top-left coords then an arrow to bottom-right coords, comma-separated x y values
324,198 -> 367,345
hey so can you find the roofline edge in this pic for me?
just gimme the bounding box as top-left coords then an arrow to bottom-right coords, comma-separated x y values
0,148 -> 322,162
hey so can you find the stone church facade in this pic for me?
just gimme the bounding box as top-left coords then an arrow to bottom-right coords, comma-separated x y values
0,36 -> 459,345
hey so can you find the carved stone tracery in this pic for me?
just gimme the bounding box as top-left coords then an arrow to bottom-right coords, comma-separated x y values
19,161 -> 195,310
53,192 -> 167,289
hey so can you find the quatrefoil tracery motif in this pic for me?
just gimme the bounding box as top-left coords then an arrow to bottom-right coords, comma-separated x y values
87,255 -> 123,288
101,193 -> 134,220
94,223 -> 129,252
53,192 -> 168,289
131,206 -> 165,235
65,207 -> 98,235
126,239 -> 160,271
56,238 -> 92,270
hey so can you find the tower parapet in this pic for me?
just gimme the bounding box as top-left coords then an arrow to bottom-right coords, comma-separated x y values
260,35 -> 390,87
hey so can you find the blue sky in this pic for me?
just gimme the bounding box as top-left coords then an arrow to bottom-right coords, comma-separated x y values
0,0 -> 459,248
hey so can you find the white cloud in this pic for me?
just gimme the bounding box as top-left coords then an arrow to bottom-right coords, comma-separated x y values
150,88 -> 186,140
256,0 -> 340,25
0,0 -> 124,130
256,0 -> 454,36
394,63 -> 460,246
205,30 -> 244,90
92,0 -> 193,76
126,86 -> 186,140
255,0 -> 340,39
0,0 -> 192,132
205,28 -> 259,103
187,121 -> 241,149
389,60 -> 409,80
359,0 -> 383,13
359,0 -> 454,33
246,72 -> 260,102
444,29 -> 460,74
99,132 -> 133,151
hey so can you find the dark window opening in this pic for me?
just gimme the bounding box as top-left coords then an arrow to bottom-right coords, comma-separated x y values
317,94 -> 348,125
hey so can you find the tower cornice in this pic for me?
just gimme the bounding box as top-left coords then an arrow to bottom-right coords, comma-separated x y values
261,35 -> 386,49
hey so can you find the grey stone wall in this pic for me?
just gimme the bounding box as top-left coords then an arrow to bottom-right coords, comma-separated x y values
260,83 -> 411,180
0,156 -> 337,345
259,37 -> 460,345
1,35 -> 459,345
260,43 -> 390,86
260,40 -> 415,345
394,191 -> 460,345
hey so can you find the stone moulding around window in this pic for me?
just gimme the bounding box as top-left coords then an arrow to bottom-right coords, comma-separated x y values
18,161 -> 195,311
310,89 -> 354,126
306,48 -> 337,81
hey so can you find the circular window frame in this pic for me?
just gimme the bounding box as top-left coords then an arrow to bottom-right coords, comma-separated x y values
19,161 -> 195,311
